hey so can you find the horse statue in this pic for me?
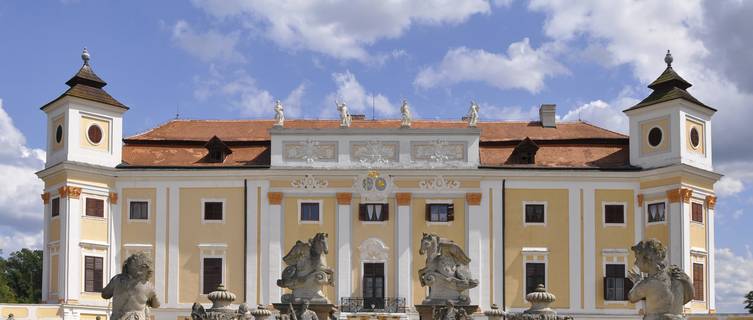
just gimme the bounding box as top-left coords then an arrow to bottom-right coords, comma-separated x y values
628,239 -> 694,320
277,233 -> 335,303
418,233 -> 478,305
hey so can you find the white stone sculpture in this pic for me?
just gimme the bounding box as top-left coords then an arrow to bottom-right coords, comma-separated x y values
101,252 -> 160,320
337,101 -> 352,128
277,233 -> 335,303
418,233 -> 479,305
400,99 -> 412,127
466,101 -> 479,127
628,239 -> 694,320
274,100 -> 285,127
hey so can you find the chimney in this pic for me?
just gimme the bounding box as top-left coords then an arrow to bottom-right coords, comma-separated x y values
539,104 -> 556,128
351,114 -> 366,120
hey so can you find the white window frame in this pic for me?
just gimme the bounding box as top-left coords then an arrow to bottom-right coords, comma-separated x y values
298,199 -> 324,224
425,199 -> 454,226
522,247 -> 548,300
80,245 -> 108,294
51,196 -> 61,220
691,254 -> 707,302
199,243 -> 227,295
126,199 -> 151,223
646,200 -> 668,225
82,194 -> 108,220
201,198 -> 226,224
602,202 -> 627,227
523,201 -> 547,226
602,249 -> 629,304
690,199 -> 705,225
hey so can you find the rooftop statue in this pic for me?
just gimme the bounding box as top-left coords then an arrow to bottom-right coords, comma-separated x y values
400,99 -> 412,128
466,101 -> 479,127
336,101 -> 352,128
418,233 -> 479,305
277,233 -> 335,303
628,239 -> 694,320
102,252 -> 160,320
274,100 -> 285,127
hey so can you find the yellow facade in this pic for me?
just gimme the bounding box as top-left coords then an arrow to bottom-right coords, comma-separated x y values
594,189 -> 635,309
350,197 -> 397,298
52,115 -> 65,151
640,117 -> 670,155
79,115 -> 110,151
686,117 -> 706,154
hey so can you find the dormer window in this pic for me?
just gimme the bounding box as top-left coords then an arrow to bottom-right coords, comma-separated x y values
204,136 -> 232,163
508,137 -> 539,165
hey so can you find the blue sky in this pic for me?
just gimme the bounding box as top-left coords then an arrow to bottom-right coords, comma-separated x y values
1,0 -> 752,312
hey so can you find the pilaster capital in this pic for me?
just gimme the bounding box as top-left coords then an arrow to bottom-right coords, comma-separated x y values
705,195 -> 717,210
268,192 -> 283,205
336,192 -> 352,205
666,188 -> 692,203
395,192 -> 412,206
465,192 -> 482,206
637,194 -> 644,206
109,192 -> 118,205
58,186 -> 82,199
41,192 -> 51,204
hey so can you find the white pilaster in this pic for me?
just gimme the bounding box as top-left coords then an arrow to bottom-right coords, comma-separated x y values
66,195 -> 82,301
111,186 -> 121,280
707,205 -> 715,310
155,187 -> 167,304
568,187 -> 582,311
245,181 -> 260,304
681,201 -> 691,272
396,203 -> 412,305
59,195 -> 68,300
668,202 -> 683,268
467,194 -> 489,309
583,187 -> 595,311
336,200 -> 352,302
260,188 -> 281,305
42,200 -> 50,302
167,187 -> 180,306
490,184 -> 504,308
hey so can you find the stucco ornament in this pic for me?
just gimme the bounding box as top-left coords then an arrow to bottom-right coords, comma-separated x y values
291,174 -> 329,189
353,170 -> 394,203
400,99 -> 412,128
628,239 -> 694,320
352,141 -> 396,165
418,233 -> 479,305
102,253 -> 160,320
274,100 -> 285,127
337,101 -> 352,128
277,233 -> 335,303
419,176 -> 460,191
466,101 -> 479,127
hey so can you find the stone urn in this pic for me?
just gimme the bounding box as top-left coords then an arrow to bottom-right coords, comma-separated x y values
525,285 -> 556,315
250,305 -> 273,320
190,284 -> 249,320
483,304 -> 505,320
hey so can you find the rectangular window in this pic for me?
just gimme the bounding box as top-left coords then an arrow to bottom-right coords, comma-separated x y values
359,203 -> 388,222
300,202 -> 320,222
524,204 -> 545,224
647,202 -> 666,223
129,201 -> 149,220
203,257 -> 222,294
692,203 -> 704,223
604,204 -> 625,224
525,262 -> 546,295
425,203 -> 454,222
85,198 -> 104,217
51,198 -> 60,217
84,256 -> 103,292
604,264 -> 632,301
693,263 -> 704,301
204,202 -> 223,221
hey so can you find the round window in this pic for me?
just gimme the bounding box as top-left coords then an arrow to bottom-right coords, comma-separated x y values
690,127 -> 700,148
87,124 -> 103,144
55,125 -> 63,144
648,127 -> 663,147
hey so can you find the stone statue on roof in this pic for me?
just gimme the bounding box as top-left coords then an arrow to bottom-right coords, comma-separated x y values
400,99 -> 412,128
466,101 -> 479,127
274,100 -> 285,127
336,101 -> 352,128
102,252 -> 160,320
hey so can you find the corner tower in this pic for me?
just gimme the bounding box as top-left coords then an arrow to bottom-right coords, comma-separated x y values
624,51 -> 716,171
41,48 -> 128,168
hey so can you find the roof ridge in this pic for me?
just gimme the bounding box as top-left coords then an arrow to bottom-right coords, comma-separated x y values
576,120 -> 628,137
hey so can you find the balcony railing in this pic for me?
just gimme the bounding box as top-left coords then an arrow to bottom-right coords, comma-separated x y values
340,297 -> 407,313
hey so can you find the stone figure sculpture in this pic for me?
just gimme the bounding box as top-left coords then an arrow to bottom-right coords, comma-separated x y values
277,233 -> 335,303
466,101 -> 479,127
274,100 -> 285,127
101,252 -> 160,320
400,99 -> 412,127
336,101 -> 352,128
628,239 -> 694,320
433,301 -> 470,320
418,233 -> 478,305
299,301 -> 319,320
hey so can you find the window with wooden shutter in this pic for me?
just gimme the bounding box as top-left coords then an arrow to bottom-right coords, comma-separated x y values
426,204 -> 452,222
84,256 -> 103,292
604,204 -> 625,224
647,202 -> 666,223
693,263 -> 704,301
204,202 -> 223,221
51,198 -> 60,217
604,264 -> 632,301
692,203 -> 704,223
359,204 -> 388,222
203,258 -> 223,294
525,262 -> 545,294
85,198 -> 104,217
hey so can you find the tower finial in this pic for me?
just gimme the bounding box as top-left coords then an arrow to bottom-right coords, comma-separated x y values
664,49 -> 673,67
81,47 -> 91,66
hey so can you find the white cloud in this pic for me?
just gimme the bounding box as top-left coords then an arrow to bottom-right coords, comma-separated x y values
189,0 -> 490,62
716,176 -> 745,197
0,99 -> 45,256
715,247 -> 753,313
171,20 -> 245,64
323,70 -> 396,118
414,38 -> 568,93
478,103 -> 539,121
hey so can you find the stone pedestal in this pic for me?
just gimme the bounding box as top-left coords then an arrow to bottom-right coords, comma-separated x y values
274,303 -> 336,320
414,304 -> 478,320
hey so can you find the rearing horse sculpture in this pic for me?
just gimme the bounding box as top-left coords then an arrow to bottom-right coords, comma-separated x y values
277,233 -> 334,303
418,233 -> 479,305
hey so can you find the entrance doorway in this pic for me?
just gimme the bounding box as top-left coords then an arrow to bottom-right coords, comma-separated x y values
363,262 -> 385,310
